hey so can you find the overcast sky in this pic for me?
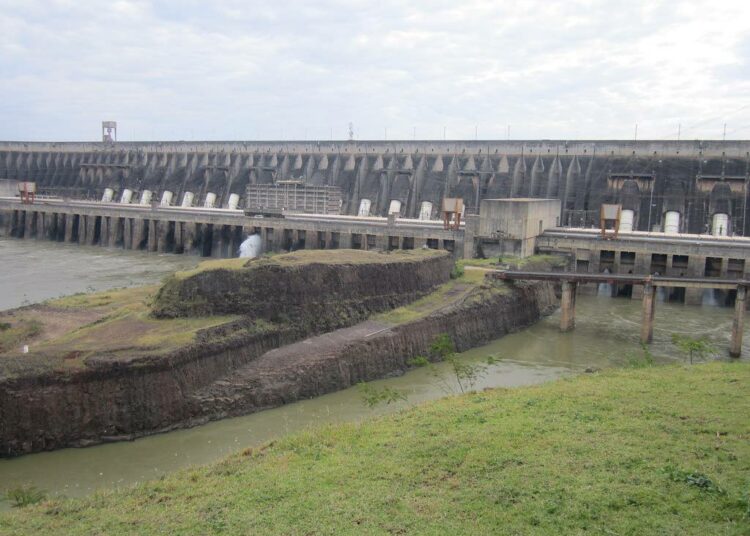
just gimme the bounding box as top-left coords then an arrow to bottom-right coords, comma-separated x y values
1,0 -> 749,142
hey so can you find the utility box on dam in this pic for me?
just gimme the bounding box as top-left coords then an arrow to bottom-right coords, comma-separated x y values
469,198 -> 561,258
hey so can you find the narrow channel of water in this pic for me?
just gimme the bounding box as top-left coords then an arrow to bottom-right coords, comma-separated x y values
0,238 -> 746,510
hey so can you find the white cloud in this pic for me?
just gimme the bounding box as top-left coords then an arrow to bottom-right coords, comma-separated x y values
0,0 -> 749,141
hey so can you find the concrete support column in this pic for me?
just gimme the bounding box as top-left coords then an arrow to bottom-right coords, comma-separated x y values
640,281 -> 657,344
211,225 -> 222,257
174,221 -> 184,253
100,217 -> 109,246
375,234 -> 387,251
685,256 -> 706,305
24,211 -> 34,238
148,220 -> 158,252
77,215 -> 86,244
64,215 -> 75,242
36,213 -> 46,239
183,222 -> 197,253
560,281 -> 577,332
339,232 -> 353,249
2,211 -> 13,236
730,285 -> 746,358
157,221 -> 169,253
86,216 -> 97,245
107,217 -> 118,247
122,218 -> 135,249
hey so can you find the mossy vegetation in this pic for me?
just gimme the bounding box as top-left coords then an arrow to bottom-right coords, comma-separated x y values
0,285 -> 240,373
0,319 -> 42,353
172,249 -> 445,281
2,362 -> 747,534
459,254 -> 568,271
374,267 -> 493,325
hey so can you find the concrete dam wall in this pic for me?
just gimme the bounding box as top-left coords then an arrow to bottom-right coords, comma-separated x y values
1,140 -> 749,234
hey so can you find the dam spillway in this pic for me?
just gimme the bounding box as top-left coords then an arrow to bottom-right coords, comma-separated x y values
1,139 -> 749,234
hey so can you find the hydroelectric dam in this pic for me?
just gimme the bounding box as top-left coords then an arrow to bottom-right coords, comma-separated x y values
2,139 -> 750,264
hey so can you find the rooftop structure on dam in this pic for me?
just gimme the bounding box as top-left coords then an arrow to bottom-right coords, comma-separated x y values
1,139 -> 749,237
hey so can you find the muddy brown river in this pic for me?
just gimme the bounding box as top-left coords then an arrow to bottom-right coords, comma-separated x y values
0,237 -> 745,509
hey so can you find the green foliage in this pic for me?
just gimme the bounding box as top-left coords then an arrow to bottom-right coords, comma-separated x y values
357,382 -> 407,409
0,322 -> 11,331
663,466 -> 725,494
626,343 -> 656,368
4,486 -> 47,508
449,263 -> 465,279
407,355 -> 429,367
0,320 -> 42,353
428,333 -> 500,394
3,363 -> 749,535
671,334 -> 716,364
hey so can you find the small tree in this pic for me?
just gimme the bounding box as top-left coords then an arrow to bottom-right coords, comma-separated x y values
671,334 -> 715,364
420,334 -> 499,394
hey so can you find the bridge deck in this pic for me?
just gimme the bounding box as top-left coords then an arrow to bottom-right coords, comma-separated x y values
491,270 -> 749,290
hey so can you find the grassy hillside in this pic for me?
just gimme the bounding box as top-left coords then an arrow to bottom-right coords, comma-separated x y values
2,362 -> 748,535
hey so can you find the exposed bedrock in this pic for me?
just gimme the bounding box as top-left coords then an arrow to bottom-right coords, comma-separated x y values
189,281 -> 558,420
152,250 -> 452,321
2,140 -> 749,233
0,276 -> 556,456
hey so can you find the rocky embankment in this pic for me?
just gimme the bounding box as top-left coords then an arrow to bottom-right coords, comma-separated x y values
0,250 -> 556,456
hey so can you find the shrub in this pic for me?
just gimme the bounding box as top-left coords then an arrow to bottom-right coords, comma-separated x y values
5,486 -> 47,508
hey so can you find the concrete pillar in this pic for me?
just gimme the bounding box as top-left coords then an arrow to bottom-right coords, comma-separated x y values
560,281 -> 577,332
730,285 -> 746,358
685,255 -> 706,305
1,210 -> 13,236
86,216 -> 97,245
183,222 -> 197,253
77,215 -> 86,244
133,219 -> 146,250
157,221 -> 169,253
120,219 -> 129,249
24,211 -> 34,238
174,221 -> 184,253
148,220 -> 158,252
640,281 -> 657,344
100,217 -> 109,246
36,212 -> 45,239
64,214 -> 75,242
339,232 -> 353,249
106,217 -> 117,247
375,234 -> 387,251
211,225 -> 222,257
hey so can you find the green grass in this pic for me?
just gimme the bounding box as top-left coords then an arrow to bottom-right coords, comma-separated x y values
375,268 -> 491,324
3,362 -> 748,535
0,319 -> 42,353
173,249 -> 446,280
460,254 -> 568,271
458,257 -> 501,268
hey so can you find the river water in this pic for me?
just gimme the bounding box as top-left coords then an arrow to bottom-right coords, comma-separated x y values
0,237 -> 746,509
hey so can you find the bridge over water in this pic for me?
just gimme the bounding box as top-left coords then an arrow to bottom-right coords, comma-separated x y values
493,270 -> 748,357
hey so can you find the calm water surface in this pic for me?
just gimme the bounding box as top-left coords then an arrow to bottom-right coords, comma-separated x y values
0,237 -> 746,509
